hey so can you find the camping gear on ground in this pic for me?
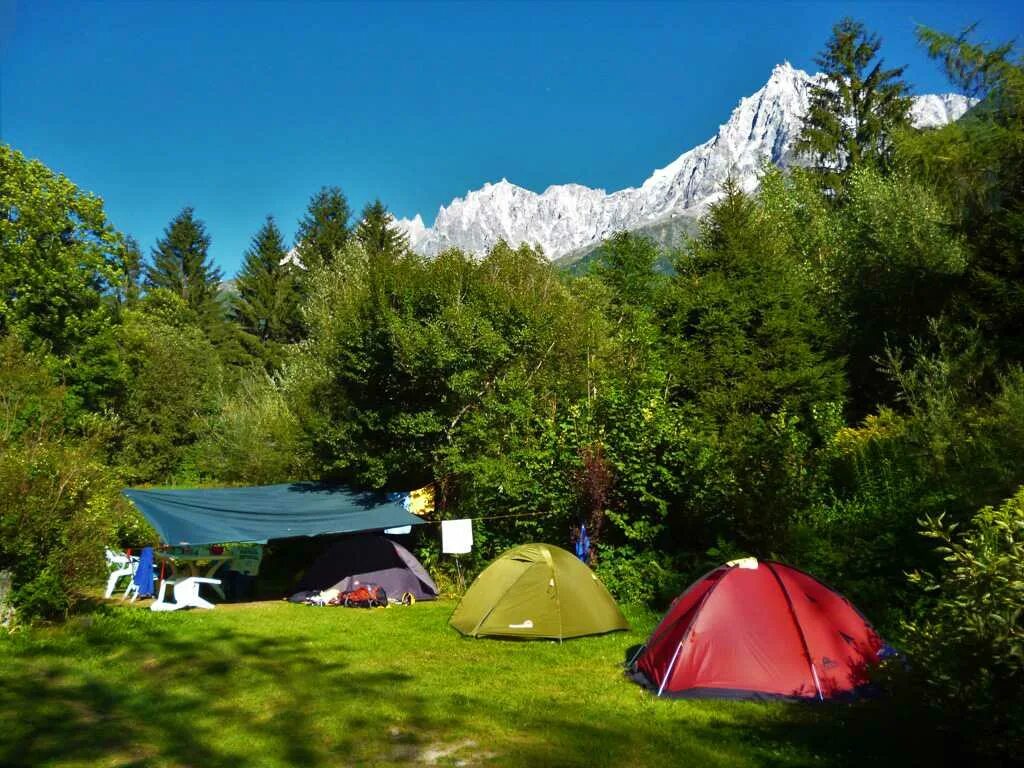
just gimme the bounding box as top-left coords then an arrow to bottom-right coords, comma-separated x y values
339,583 -> 388,608
289,534 -> 438,603
629,557 -> 887,701
127,546 -> 155,600
150,576 -> 223,612
450,543 -> 629,640
303,588 -> 341,606
441,519 -> 473,554
104,548 -> 138,599
122,483 -> 427,547
299,583 -> 389,608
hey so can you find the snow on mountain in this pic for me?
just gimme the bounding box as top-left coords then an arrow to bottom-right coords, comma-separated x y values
909,93 -> 975,128
397,63 -> 974,261
280,248 -> 304,269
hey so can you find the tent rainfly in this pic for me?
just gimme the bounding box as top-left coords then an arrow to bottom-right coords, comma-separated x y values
629,557 -> 888,701
450,543 -> 629,640
122,483 -> 426,546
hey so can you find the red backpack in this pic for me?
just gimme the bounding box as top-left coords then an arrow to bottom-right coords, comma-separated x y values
339,583 -> 387,608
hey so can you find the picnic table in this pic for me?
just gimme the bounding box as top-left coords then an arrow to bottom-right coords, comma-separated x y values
155,551 -> 232,600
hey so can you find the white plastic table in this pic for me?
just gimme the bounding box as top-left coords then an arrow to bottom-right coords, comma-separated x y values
155,552 -> 232,600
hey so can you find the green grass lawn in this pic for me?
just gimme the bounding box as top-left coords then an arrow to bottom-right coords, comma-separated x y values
0,599 -> 933,768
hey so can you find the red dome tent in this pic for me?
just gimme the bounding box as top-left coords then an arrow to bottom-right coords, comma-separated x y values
629,558 -> 886,701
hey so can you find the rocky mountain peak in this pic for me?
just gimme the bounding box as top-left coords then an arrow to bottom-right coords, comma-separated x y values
398,66 -> 973,261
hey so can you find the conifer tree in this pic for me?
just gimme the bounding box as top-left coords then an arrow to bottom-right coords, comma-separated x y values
356,199 -> 409,260
146,207 -> 223,326
796,18 -> 912,192
593,231 -> 661,310
663,178 -> 844,420
904,26 -> 1024,369
117,235 -> 144,305
294,187 -> 351,270
233,216 -> 302,367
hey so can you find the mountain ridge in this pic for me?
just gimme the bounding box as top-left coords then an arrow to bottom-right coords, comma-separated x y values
397,63 -> 973,262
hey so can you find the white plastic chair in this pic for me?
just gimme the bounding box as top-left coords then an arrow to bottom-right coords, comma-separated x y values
150,577 -> 222,612
124,574 -> 145,602
104,548 -> 138,599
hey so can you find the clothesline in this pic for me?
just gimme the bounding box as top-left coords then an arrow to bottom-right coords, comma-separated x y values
417,509 -> 557,524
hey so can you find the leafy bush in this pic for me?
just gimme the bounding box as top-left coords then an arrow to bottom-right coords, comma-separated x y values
594,545 -> 685,606
0,337 -> 139,620
902,489 -> 1024,761
195,370 -> 306,484
0,145 -> 121,359
117,290 -> 223,483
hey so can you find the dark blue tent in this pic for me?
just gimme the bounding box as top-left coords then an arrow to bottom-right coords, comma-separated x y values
290,534 -> 439,602
123,483 -> 425,546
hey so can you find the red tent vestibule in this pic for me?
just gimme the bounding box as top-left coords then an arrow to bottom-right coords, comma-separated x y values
629,558 -> 887,701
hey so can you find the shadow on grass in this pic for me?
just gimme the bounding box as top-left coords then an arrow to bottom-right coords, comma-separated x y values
0,607 -> 957,768
0,613 -> 434,767
489,695 -> 954,768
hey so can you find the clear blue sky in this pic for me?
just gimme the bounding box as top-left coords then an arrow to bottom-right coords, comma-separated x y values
2,1 -> 1020,276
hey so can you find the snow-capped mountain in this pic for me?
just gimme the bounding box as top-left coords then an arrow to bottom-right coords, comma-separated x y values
396,63 -> 973,261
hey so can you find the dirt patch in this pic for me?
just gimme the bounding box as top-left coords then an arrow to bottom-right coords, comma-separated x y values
388,734 -> 495,766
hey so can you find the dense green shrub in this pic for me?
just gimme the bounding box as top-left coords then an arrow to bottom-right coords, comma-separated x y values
0,338 -> 140,620
116,290 -> 224,484
593,545 -> 686,606
0,145 -> 121,359
195,370 -> 306,484
902,489 -> 1024,761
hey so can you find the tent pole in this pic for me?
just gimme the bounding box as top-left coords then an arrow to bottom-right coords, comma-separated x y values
765,562 -> 824,702
626,644 -> 646,668
454,554 -> 465,594
649,567 -> 730,693
658,641 -> 684,697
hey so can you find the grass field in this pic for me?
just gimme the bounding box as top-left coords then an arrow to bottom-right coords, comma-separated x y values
0,599 -> 933,768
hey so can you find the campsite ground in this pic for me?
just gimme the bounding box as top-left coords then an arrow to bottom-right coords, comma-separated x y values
0,600 -> 931,768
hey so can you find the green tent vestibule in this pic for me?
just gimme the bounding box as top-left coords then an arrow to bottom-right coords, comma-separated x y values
450,543 -> 629,640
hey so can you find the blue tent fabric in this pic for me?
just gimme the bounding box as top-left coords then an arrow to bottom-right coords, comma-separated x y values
132,546 -> 155,597
122,483 -> 425,546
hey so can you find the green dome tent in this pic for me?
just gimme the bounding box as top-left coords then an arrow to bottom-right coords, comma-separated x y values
450,543 -> 629,640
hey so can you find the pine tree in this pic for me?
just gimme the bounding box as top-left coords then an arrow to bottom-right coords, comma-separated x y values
295,187 -> 351,270
796,18 -> 912,193
356,199 -> 409,260
663,178 -> 845,420
904,26 -> 1024,369
146,207 -> 223,326
233,216 -> 302,367
593,231 -> 662,310
117,235 -> 144,305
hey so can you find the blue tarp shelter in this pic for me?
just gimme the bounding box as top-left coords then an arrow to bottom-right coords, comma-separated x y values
122,483 -> 425,546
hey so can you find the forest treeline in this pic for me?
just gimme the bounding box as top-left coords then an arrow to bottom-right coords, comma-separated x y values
1,21 -> 1022,761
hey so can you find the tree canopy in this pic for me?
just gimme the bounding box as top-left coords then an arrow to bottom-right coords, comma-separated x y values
796,18 -> 913,192
295,186 -> 352,270
233,216 -> 303,370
